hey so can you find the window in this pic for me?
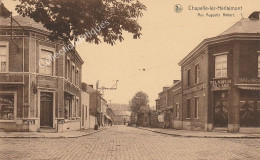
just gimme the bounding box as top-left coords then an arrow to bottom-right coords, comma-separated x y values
258,54 -> 260,77
0,92 -> 16,121
176,103 -> 180,118
72,97 -> 75,117
64,94 -> 72,120
215,54 -> 227,78
76,98 -> 80,117
76,68 -> 79,86
187,99 -> 191,119
39,49 -> 53,75
72,64 -> 75,84
195,64 -> 199,84
187,69 -> 191,87
0,43 -> 8,72
66,59 -> 70,80
195,97 -> 199,119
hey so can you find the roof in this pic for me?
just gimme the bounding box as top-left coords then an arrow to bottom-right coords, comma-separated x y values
0,15 -> 49,32
178,14 -> 260,66
0,14 -> 84,64
219,18 -> 260,36
86,85 -> 97,94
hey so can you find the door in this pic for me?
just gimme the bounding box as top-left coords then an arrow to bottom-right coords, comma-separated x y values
40,92 -> 53,127
214,100 -> 228,127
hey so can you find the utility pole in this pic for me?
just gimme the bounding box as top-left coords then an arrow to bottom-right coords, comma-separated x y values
96,80 -> 119,96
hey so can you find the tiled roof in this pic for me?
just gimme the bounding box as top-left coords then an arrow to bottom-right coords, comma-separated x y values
0,15 -> 49,32
219,18 -> 260,36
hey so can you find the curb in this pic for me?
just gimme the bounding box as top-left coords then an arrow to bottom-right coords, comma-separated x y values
0,128 -> 107,139
137,127 -> 260,139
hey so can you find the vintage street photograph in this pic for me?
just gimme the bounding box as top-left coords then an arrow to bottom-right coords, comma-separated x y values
0,0 -> 260,159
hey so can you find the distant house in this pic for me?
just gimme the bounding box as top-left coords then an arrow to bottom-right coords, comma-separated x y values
113,110 -> 131,125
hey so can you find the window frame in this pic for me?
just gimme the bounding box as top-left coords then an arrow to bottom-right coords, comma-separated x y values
187,69 -> 191,87
0,91 -> 17,122
214,53 -> 228,78
76,67 -> 79,86
66,57 -> 70,80
0,41 -> 9,73
195,63 -> 200,84
39,46 -> 55,76
71,63 -> 75,84
176,102 -> 180,119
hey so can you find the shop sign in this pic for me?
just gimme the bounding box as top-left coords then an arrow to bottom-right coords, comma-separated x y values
183,83 -> 206,95
210,79 -> 231,90
38,76 -> 56,88
239,78 -> 260,83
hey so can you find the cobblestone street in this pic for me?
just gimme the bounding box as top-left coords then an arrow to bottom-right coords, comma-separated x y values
1,126 -> 260,160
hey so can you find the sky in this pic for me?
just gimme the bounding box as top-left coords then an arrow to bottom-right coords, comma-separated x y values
2,0 -> 260,108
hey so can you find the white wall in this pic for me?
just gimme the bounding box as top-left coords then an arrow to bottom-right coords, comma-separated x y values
81,91 -> 90,129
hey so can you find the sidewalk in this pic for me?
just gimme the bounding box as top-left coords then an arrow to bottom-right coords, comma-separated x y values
137,127 -> 260,138
0,127 -> 107,138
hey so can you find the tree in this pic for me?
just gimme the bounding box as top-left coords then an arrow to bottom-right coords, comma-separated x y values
130,91 -> 149,114
11,0 -> 146,45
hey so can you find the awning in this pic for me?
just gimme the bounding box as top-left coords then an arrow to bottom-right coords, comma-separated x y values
237,85 -> 260,90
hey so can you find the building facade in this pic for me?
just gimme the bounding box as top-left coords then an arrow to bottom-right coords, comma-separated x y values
156,12 -> 260,132
0,14 -> 84,132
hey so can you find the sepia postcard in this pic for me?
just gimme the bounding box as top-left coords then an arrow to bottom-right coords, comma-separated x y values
0,0 -> 260,159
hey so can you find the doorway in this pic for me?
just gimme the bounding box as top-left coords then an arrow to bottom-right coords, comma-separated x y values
40,92 -> 53,128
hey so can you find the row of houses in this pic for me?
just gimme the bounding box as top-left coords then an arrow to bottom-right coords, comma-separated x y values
155,11 -> 260,133
0,4 -> 113,132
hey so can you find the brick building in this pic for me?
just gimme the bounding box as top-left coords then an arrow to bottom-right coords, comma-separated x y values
156,11 -> 260,133
0,11 -> 84,132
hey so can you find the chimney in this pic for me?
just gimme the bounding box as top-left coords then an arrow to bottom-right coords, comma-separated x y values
249,11 -> 260,20
173,80 -> 180,84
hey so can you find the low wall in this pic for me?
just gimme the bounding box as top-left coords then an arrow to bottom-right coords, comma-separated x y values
58,120 -> 81,132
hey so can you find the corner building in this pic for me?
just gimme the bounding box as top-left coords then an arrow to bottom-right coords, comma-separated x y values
178,12 -> 260,132
0,15 -> 84,132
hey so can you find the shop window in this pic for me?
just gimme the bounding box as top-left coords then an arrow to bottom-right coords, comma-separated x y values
195,64 -> 199,84
215,54 -> 227,78
195,97 -> 199,119
176,103 -> 180,118
187,99 -> 191,119
257,102 -> 260,111
64,95 -> 72,120
0,92 -> 16,121
258,53 -> 260,77
39,49 -> 53,75
0,43 -> 8,72
187,69 -> 191,87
